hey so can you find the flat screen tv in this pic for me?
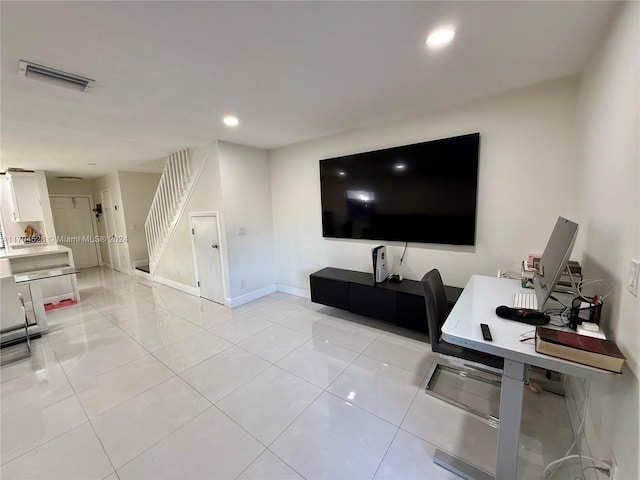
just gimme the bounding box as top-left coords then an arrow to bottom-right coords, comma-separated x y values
319,133 -> 480,245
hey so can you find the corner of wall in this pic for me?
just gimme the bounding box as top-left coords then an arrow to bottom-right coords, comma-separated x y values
35,171 -> 57,241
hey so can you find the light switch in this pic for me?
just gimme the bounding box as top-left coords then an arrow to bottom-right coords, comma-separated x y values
237,225 -> 246,236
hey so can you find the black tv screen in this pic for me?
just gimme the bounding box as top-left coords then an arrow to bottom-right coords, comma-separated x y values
320,133 -> 480,245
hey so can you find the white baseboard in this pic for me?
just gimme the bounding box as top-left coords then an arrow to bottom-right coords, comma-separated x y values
153,275 -> 199,296
133,269 -> 152,281
228,284 -> 277,308
277,283 -> 310,298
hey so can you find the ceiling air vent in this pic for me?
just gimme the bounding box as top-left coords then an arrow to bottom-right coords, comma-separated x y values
18,60 -> 94,92
56,176 -> 84,183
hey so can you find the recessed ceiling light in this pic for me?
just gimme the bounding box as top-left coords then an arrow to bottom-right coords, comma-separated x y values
426,28 -> 455,48
394,163 -> 406,170
223,115 -> 239,127
338,171 -> 346,176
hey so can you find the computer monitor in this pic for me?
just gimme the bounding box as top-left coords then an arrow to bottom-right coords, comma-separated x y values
533,217 -> 579,309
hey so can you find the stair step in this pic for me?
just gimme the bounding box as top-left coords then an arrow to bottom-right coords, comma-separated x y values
135,264 -> 150,274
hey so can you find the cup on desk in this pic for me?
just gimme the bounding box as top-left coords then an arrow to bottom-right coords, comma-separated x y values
569,297 -> 602,330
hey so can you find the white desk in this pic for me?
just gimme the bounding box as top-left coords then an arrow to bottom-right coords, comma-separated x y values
0,248 -> 79,344
442,275 -> 611,480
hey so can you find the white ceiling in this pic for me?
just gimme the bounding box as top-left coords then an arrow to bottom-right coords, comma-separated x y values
1,1 -> 618,178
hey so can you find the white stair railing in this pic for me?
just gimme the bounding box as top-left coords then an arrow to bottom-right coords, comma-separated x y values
145,149 -> 192,272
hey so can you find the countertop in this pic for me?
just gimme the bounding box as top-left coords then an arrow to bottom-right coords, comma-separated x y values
0,245 -> 71,259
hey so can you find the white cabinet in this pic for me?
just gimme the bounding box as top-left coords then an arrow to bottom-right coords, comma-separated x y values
7,172 -> 43,222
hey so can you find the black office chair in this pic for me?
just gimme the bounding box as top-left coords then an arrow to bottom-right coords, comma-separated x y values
422,269 -> 502,420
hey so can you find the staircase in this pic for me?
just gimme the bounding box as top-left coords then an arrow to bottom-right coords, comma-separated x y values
145,149 -> 193,274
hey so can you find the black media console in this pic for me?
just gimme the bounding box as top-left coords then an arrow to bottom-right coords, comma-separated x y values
309,267 -> 463,333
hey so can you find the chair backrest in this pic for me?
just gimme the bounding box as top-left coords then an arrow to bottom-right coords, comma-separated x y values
421,269 -> 450,352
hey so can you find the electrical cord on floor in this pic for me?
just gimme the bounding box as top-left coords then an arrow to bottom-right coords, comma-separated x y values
583,463 -> 613,476
545,455 -> 611,477
544,379 -> 594,478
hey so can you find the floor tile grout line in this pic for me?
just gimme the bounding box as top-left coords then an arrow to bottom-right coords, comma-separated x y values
89,376 -> 214,474
251,387 -> 326,461
78,354 -> 178,412
55,284 -> 188,392
149,336 -> 235,375
252,340 -> 371,454
52,313 -> 164,389
194,338 -> 337,460
6,269 -> 549,478
60,348 -> 149,392
110,404 -> 217,474
181,347 -> 272,406
370,425 -> 402,480
233,448 -> 308,480
0,387 -> 78,422
7,338 -> 120,476
31,339 -> 119,477
0,421 -> 93,469
84,373 -> 188,421
232,337 -> 310,365
3,297 -> 307,388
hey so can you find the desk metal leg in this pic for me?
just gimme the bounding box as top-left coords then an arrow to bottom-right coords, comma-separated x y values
28,282 -> 49,333
496,359 -> 526,479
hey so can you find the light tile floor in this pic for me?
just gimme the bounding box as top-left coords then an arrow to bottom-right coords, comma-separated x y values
1,267 -> 581,479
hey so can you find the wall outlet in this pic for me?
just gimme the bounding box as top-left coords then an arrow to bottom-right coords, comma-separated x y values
237,225 -> 246,236
627,259 -> 639,296
240,280 -> 245,289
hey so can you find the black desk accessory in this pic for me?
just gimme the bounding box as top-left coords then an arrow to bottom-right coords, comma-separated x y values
495,306 -> 550,326
480,323 -> 493,341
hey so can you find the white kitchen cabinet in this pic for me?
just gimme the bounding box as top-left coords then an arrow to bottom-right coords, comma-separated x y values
7,171 -> 43,222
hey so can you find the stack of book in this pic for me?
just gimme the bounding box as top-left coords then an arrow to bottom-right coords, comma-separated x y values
558,260 -> 583,287
521,260 -> 537,281
535,326 -> 625,373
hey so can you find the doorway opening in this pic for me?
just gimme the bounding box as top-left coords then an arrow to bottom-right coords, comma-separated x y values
49,195 -> 102,269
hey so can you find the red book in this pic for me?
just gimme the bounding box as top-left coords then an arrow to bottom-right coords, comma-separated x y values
535,326 -> 625,373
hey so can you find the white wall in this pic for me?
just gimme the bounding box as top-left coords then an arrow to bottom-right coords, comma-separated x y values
218,141 -> 276,299
571,2 -> 639,477
35,171 -> 56,242
269,77 -> 580,291
92,172 -> 131,273
46,176 -> 96,195
118,171 -> 161,266
155,143 -> 223,288
154,141 -> 276,305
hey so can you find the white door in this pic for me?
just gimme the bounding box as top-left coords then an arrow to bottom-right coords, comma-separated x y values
50,196 -> 100,268
191,215 -> 224,304
101,189 -> 120,272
